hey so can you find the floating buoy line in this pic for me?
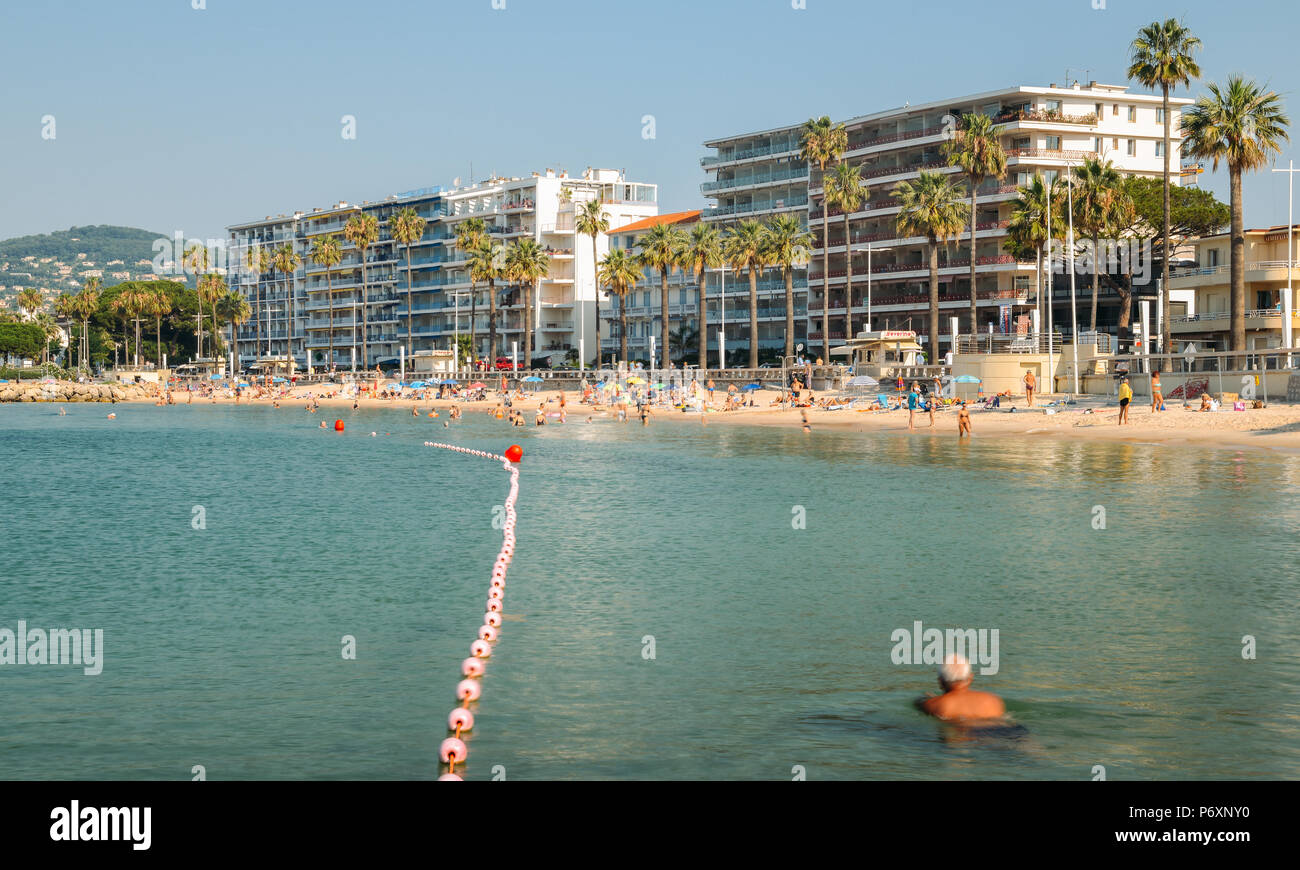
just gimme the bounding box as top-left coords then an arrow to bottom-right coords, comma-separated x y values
424,442 -> 521,781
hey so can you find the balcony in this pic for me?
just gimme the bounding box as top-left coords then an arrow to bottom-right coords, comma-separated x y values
995,108 -> 1098,126
701,165 -> 809,194
1006,148 -> 1095,161
701,195 -> 809,220
1170,309 -> 1300,334
845,123 -> 948,152
700,140 -> 802,167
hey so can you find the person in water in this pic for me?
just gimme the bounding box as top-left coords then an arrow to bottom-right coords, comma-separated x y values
918,655 -> 1005,722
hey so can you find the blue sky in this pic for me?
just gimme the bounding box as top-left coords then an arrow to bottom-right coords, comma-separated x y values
2,0 -> 1297,242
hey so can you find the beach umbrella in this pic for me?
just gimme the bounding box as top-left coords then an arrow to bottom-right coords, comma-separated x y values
211,374 -> 224,381
952,375 -> 981,384
848,375 -> 879,387
626,376 -> 645,385
523,376 -> 544,383
439,379 -> 459,385
469,382 -> 486,389
651,382 -> 666,390
272,377 -> 287,383
740,383 -> 761,391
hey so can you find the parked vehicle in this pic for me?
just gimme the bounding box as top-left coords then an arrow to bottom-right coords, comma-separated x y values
493,357 -> 516,371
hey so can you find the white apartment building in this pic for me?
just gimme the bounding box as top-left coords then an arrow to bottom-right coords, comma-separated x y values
701,81 -> 1191,360
227,168 -> 657,371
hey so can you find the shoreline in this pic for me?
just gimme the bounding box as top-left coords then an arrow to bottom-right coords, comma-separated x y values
16,382 -> 1300,452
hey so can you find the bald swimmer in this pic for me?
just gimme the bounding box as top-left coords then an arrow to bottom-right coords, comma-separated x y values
917,655 -> 1005,722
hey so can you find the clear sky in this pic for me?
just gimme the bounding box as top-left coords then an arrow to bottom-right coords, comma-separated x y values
3,0 -> 1297,242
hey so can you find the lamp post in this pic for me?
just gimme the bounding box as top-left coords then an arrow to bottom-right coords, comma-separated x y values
718,263 -> 727,370
1272,160 -> 1298,367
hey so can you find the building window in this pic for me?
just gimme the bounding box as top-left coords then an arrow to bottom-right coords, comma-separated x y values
1046,99 -> 1062,112
1156,107 -> 1165,123
1127,138 -> 1137,156
1128,105 -> 1137,122
1113,137 -> 1120,150
1094,137 -> 1103,153
1045,135 -> 1062,150
1208,249 -> 1219,267
1155,140 -> 1164,158
1112,104 -> 1119,116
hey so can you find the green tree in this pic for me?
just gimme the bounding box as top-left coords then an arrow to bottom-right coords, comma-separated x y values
724,220 -> 770,369
823,162 -> 868,343
270,242 -> 302,374
468,238 -> 505,363
343,214 -> 379,369
945,112 -> 1007,332
218,290 -> 252,364
1071,157 -> 1129,332
894,171 -> 967,363
1129,18 -> 1202,353
389,207 -> 427,352
1004,176 -> 1064,331
599,248 -> 642,365
575,198 -> 610,364
73,278 -> 102,372
454,217 -> 488,360
308,235 -> 342,369
638,223 -> 687,368
1183,76 -> 1290,353
801,115 -> 848,360
504,238 -> 550,368
243,244 -> 268,363
763,214 -> 814,360
680,223 -> 723,368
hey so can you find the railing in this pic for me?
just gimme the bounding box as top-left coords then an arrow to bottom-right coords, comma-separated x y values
956,332 -> 1063,354
701,165 -> 809,193
701,141 -> 802,166
1168,260 -> 1300,279
1005,148 -> 1095,160
701,196 -> 809,219
846,124 -> 947,151
996,109 -> 1098,126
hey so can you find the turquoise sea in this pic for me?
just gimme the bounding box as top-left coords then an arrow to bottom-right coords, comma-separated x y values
2,402 -> 1298,780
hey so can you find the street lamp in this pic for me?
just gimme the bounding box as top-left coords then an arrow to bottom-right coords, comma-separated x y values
1272,159 -> 1298,367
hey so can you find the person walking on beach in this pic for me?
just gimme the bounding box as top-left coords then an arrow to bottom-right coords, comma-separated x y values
907,382 -> 919,431
1150,371 -> 1163,413
917,655 -> 1004,722
1118,377 -> 1133,425
957,401 -> 971,437
706,378 -> 715,402
1023,369 -> 1036,407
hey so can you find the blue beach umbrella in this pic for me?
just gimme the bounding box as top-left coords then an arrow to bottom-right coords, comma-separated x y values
740,383 -> 761,391
439,379 -> 459,385
952,375 -> 982,384
523,376 -> 544,383
272,377 -> 287,383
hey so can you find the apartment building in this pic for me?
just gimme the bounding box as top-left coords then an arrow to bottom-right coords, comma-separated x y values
227,168 -> 657,371
701,81 -> 1191,359
1167,225 -> 1300,351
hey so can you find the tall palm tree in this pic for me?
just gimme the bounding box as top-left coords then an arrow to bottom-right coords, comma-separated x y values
681,223 -> 723,368
468,238 -> 504,363
197,273 -> 229,359
33,311 -> 59,365
16,288 -> 43,320
637,223 -> 687,368
389,206 -> 427,353
109,294 -> 131,365
309,235 -> 342,370
824,162 -> 868,342
243,244 -> 268,365
801,115 -> 848,360
945,112 -> 1007,333
724,220 -> 770,369
764,214 -> 814,360
575,198 -> 610,366
54,293 -> 76,368
894,171 -> 967,363
121,287 -> 151,366
218,290 -> 252,359
1004,176 -> 1062,332
73,278 -> 101,372
504,238 -> 551,368
1184,76 -> 1291,354
343,214 -> 378,370
1129,18 -> 1202,354
269,242 -> 302,374
599,248 -> 642,365
1072,157 -> 1126,332
184,243 -> 210,357
454,217 -> 488,361
146,286 -> 172,366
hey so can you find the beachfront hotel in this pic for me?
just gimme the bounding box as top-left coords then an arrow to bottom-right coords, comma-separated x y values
700,81 -> 1192,359
226,168 -> 658,372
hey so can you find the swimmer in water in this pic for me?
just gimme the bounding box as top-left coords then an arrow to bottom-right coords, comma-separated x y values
917,655 -> 1005,722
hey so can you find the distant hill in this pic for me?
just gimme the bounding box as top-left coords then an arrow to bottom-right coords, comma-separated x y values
0,225 -> 166,264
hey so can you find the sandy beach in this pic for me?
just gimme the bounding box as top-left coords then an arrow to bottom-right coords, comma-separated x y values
119,382 -> 1300,452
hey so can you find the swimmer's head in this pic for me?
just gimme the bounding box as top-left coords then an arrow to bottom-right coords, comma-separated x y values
938,654 -> 973,691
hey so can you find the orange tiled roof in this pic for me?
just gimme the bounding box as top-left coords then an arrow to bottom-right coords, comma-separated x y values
608,210 -> 702,235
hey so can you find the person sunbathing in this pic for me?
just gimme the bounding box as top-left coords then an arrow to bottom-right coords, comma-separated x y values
1200,392 -> 1213,411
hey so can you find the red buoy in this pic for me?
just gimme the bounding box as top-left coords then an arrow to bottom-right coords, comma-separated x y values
504,444 -> 523,463
334,419 -> 345,432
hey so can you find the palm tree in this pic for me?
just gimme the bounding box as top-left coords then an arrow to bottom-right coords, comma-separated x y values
73,278 -> 101,372
504,238 -> 551,370
454,217 -> 488,362
599,248 -> 642,365
894,171 -> 967,363
309,235 -> 342,370
197,273 -> 229,359
270,242 -> 302,375
184,243 -> 210,357
945,112 -> 1008,333
724,220 -> 770,368
218,290 -> 252,359
468,239 -> 504,363
243,244 -> 268,365
33,312 -> 59,365
121,287 -> 151,366
668,326 -> 699,364
389,206 -> 427,353
764,214 -> 814,360
1129,18 -> 1202,354
1183,76 -> 1291,354
16,288 -> 43,320
109,294 -> 131,365
1072,157 -> 1126,332
801,115 -> 848,360
146,286 -> 172,366
54,293 -> 76,368
575,198 -> 610,366
638,223 -> 687,369
824,162 -> 868,342
1004,176 -> 1062,332
681,223 -> 723,368
343,214 -> 379,369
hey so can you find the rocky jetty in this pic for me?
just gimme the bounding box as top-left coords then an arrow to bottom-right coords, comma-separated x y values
0,380 -> 150,402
